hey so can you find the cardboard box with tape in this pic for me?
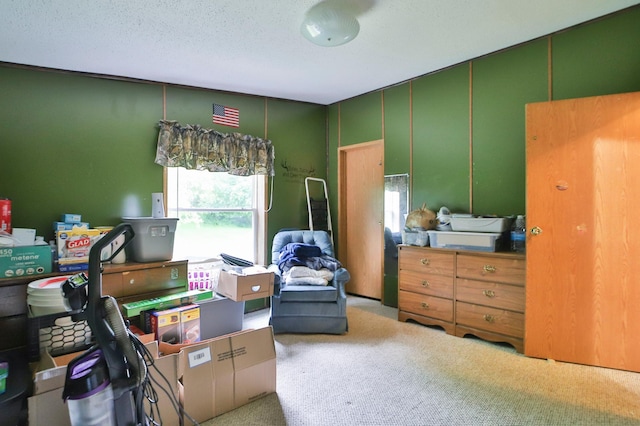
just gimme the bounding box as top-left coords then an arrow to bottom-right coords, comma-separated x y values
178,326 -> 276,423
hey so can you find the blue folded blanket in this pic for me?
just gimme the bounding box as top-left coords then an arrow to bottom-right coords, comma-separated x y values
277,242 -> 341,273
281,242 -> 322,259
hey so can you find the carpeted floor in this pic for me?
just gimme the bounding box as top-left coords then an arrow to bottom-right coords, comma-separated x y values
201,296 -> 640,426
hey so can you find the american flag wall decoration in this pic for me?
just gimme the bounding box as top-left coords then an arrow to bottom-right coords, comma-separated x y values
212,103 -> 240,128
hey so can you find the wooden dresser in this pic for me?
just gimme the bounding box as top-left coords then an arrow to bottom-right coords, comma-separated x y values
398,245 -> 525,352
101,259 -> 188,310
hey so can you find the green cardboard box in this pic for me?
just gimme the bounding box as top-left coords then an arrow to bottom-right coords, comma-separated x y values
0,245 -> 52,279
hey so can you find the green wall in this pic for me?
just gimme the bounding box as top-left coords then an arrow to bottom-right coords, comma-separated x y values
327,6 -> 640,306
382,84 -> 411,176
413,63 -> 470,213
0,66 -> 325,314
471,39 -> 548,215
0,69 -> 326,247
552,6 -> 640,101
266,98 -> 328,238
0,67 -> 163,241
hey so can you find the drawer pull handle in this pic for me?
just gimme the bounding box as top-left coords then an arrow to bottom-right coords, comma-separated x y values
420,258 -> 430,266
482,290 -> 496,298
421,302 -> 430,310
483,314 -> 495,323
483,265 -> 496,273
171,267 -> 179,280
421,280 -> 430,288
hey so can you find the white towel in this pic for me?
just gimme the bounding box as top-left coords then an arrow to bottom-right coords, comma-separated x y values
284,266 -> 334,286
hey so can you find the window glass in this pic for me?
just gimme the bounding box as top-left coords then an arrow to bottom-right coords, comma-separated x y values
167,168 -> 258,262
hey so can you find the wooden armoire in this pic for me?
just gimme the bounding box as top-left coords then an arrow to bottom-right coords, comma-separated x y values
524,91 -> 640,372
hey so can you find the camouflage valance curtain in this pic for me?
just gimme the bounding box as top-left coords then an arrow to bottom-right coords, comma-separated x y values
154,120 -> 275,176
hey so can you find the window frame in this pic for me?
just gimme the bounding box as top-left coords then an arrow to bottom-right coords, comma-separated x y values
163,168 -> 268,265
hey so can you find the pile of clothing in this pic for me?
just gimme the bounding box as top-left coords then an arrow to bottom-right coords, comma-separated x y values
277,242 -> 341,286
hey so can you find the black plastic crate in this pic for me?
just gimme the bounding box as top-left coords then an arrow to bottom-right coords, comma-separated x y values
27,310 -> 93,362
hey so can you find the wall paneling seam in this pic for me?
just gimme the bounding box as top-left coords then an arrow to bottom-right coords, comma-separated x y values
547,36 -> 553,101
338,102 -> 341,148
381,90 -> 385,143
409,80 -> 414,211
162,84 -> 168,203
469,61 -> 474,213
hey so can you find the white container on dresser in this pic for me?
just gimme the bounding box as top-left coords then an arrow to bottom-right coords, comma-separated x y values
398,245 -> 526,353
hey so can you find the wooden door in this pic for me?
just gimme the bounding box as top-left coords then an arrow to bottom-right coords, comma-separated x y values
525,92 -> 640,372
338,140 -> 384,299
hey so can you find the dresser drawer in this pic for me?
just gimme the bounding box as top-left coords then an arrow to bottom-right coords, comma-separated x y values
398,269 -> 453,298
456,254 -> 525,285
456,278 -> 524,312
399,290 -> 453,322
121,263 -> 187,296
102,272 -> 124,298
102,260 -> 188,297
455,301 -> 524,338
399,247 -> 454,276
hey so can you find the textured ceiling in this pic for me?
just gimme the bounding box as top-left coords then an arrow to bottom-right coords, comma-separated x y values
1,0 -> 638,105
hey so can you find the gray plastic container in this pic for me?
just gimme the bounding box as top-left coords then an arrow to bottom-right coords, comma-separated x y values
122,217 -> 178,262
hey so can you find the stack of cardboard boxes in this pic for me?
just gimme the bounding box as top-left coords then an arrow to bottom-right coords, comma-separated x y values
28,266 -> 276,425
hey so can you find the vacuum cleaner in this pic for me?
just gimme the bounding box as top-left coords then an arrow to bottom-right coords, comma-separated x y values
59,223 -> 195,425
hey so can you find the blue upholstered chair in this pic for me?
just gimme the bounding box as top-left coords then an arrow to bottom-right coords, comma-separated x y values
268,230 -> 350,334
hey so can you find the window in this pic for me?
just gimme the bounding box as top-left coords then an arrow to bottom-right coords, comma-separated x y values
166,168 -> 266,263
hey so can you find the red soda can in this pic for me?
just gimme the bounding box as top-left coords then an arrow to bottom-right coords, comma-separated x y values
0,198 -> 11,234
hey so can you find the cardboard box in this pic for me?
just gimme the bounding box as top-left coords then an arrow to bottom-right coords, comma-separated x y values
152,306 -> 184,344
140,341 -> 181,426
28,340 -> 180,426
180,305 -> 201,344
57,263 -> 88,273
178,326 -> 276,423
53,222 -> 90,231
0,244 -> 52,278
217,268 -> 274,301
60,214 -> 82,223
56,228 -> 103,266
150,304 -> 203,344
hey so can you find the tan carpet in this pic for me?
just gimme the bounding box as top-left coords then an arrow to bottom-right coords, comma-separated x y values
201,296 -> 640,426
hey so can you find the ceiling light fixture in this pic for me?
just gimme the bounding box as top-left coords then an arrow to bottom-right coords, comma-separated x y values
300,1 -> 360,47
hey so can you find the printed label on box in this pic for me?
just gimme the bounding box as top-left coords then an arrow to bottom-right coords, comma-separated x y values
0,245 -> 52,278
188,347 -> 212,368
